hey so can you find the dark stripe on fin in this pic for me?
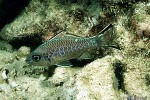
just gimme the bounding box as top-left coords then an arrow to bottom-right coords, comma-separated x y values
102,42 -> 121,50
97,24 -> 113,35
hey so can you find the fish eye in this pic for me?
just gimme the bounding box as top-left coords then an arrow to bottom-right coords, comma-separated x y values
32,55 -> 41,62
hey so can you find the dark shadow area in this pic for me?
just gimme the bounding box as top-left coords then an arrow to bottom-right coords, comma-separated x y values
47,65 -> 57,77
9,34 -> 42,50
0,0 -> 30,30
70,59 -> 94,67
43,58 -> 95,78
145,74 -> 150,86
113,62 -> 126,92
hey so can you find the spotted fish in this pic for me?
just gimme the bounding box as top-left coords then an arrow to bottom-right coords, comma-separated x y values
26,24 -> 118,66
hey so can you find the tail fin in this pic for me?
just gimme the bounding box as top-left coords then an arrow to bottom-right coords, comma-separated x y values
95,24 -> 120,49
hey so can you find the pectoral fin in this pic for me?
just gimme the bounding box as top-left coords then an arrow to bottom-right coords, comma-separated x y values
77,52 -> 94,60
56,61 -> 73,67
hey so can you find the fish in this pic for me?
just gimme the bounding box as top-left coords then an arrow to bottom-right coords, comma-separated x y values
26,24 -> 119,66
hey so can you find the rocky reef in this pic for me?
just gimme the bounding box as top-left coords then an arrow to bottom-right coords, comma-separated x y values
0,0 -> 149,100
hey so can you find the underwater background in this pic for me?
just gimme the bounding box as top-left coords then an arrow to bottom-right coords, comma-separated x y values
0,0 -> 150,100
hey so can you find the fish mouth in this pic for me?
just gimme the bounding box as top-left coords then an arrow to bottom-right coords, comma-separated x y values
25,57 -> 32,64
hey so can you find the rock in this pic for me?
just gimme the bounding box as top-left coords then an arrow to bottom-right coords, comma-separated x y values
16,46 -> 31,60
39,72 -> 49,81
74,56 -> 119,100
0,40 -> 13,52
52,67 -> 69,86
0,50 -> 15,64
0,0 -> 126,42
130,3 -> 150,38
124,57 -> 150,99
38,56 -> 121,100
0,83 -> 12,94
0,0 -> 90,41
135,20 -> 150,38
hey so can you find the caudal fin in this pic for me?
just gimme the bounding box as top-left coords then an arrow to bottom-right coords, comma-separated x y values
95,24 -> 120,49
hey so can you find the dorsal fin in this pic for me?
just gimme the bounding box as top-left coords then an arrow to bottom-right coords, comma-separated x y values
66,33 -> 84,37
97,24 -> 113,36
51,32 -> 66,39
50,32 -> 82,40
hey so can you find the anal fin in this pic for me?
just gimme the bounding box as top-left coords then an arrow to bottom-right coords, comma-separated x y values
56,61 -> 73,67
